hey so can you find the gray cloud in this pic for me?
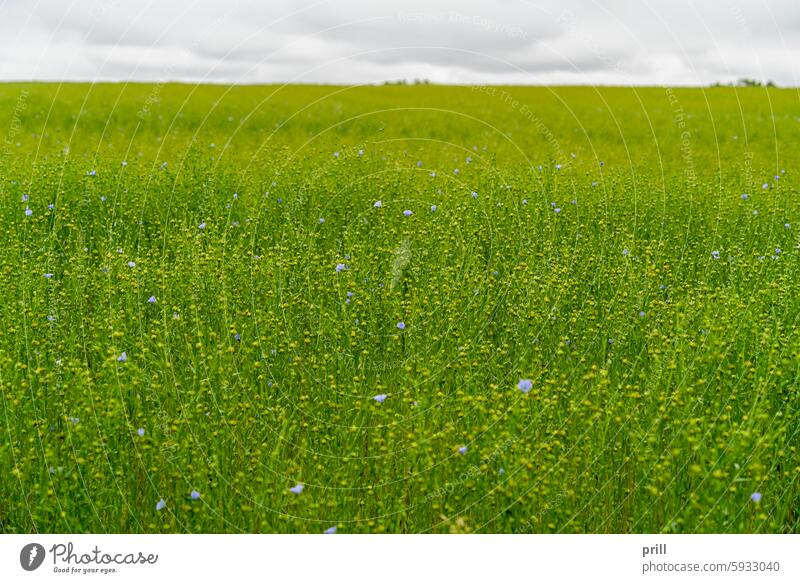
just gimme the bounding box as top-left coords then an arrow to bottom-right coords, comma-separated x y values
0,0 -> 797,85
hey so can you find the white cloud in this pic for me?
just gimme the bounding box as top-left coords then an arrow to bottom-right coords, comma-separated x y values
0,0 -> 797,85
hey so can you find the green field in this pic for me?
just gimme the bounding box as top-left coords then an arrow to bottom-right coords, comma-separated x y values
1,83 -> 798,533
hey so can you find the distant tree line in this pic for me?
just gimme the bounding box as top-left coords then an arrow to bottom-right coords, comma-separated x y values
711,78 -> 777,87
382,79 -> 432,85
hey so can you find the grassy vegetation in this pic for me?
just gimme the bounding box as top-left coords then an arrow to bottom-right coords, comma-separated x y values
1,83 -> 798,533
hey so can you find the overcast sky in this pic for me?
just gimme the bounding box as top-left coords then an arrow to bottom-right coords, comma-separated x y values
1,0 -> 797,86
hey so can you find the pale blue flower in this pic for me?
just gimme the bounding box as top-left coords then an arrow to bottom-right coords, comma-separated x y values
147,295 -> 157,304
156,499 -> 165,511
396,321 -> 405,330
289,484 -> 304,494
190,490 -> 200,500
373,394 -> 387,403
117,352 -> 127,362
137,427 -> 145,437
750,492 -> 762,503
517,379 -> 532,393
324,526 -> 337,534
403,210 -> 412,217
374,200 -> 382,208
458,446 -> 468,454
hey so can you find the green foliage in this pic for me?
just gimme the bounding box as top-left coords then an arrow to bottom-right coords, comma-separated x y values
0,83 -> 798,533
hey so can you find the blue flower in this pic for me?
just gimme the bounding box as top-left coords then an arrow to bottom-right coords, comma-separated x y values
750,492 -> 762,503
147,295 -> 157,304
458,446 -> 468,455
639,311 -> 646,317
44,273 -> 53,279
431,205 -> 437,212
289,484 -> 304,494
471,191 -> 478,199
117,352 -> 127,362
403,210 -> 412,217
517,379 -> 532,393
24,207 -> 32,216
741,193 -> 749,200
374,200 -> 382,208
127,261 -> 136,268
397,321 -> 405,330
137,427 -> 145,437
324,526 -> 337,534
335,263 -> 347,272
198,222 -> 206,230
156,499 -> 166,511
319,218 -> 325,223
190,490 -> 200,500
711,250 -> 720,260
373,394 -> 388,403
